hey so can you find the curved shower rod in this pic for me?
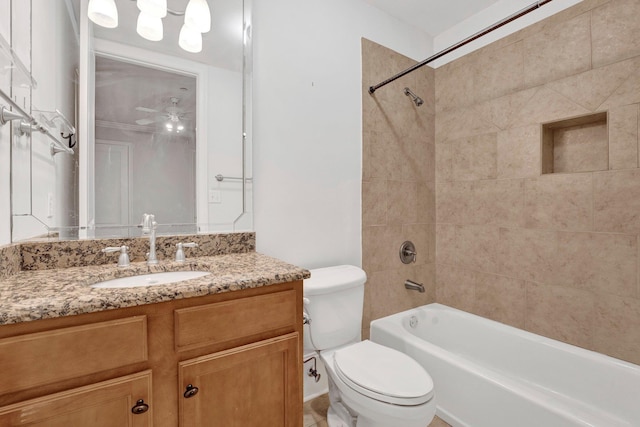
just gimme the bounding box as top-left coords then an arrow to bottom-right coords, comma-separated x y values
369,0 -> 554,94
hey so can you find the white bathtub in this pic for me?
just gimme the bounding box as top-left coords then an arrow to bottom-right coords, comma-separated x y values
370,303 -> 640,427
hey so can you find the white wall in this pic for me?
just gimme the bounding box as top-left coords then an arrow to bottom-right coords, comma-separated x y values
252,0 -> 432,269
0,0 -> 10,245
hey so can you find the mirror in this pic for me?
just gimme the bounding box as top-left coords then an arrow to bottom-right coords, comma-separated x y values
9,0 -> 252,242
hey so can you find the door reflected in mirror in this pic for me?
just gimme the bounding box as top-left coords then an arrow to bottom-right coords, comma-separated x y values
94,57 -> 197,237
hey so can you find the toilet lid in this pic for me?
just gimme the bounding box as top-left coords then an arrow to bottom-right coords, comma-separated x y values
333,340 -> 433,406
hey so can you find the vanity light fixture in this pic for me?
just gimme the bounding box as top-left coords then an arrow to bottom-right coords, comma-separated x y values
137,10 -> 164,41
89,0 -> 211,54
184,0 -> 211,33
136,0 -> 167,18
88,0 -> 119,28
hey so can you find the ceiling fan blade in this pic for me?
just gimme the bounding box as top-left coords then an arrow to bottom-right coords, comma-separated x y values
136,106 -> 159,113
136,118 -> 156,125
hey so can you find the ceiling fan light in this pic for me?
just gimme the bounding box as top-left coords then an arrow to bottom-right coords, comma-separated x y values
137,0 -> 167,18
179,24 -> 202,53
88,0 -> 118,28
137,11 -> 163,41
184,0 -> 211,33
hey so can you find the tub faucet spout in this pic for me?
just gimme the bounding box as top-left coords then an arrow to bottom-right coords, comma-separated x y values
405,279 -> 425,293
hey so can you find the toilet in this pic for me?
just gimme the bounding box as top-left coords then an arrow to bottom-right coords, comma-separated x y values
304,265 -> 435,427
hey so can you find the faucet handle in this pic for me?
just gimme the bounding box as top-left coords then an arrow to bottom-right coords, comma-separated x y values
175,242 -> 199,263
102,245 -> 130,268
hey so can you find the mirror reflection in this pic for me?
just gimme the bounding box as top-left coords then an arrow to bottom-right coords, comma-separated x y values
8,0 -> 251,243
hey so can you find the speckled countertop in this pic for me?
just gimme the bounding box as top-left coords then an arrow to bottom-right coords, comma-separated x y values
0,252 -> 310,325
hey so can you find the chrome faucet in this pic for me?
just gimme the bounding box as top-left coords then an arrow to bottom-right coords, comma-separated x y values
405,279 -> 425,293
141,213 -> 158,265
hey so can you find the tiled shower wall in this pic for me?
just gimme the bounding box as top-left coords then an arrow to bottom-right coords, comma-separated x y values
361,39 -> 436,339
435,0 -> 640,365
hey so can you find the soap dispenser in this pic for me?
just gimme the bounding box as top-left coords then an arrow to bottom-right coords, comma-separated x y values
175,242 -> 199,262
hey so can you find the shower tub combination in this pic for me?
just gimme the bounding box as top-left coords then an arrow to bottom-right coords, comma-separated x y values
370,303 -> 640,427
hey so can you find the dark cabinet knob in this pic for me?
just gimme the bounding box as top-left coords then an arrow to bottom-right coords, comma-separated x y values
131,399 -> 149,414
184,384 -> 199,398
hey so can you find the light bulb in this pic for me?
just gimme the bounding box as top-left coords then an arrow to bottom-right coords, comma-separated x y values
177,124 -> 185,131
88,0 -> 118,28
166,123 -> 173,130
137,0 -> 167,18
184,0 -> 211,33
179,24 -> 203,53
137,11 -> 163,41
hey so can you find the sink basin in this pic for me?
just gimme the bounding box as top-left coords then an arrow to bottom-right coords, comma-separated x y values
91,271 -> 211,289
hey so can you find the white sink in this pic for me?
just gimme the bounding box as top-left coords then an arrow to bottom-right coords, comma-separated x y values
91,271 -> 211,289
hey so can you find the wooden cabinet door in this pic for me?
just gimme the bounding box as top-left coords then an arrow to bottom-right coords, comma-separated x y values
0,371 -> 152,427
179,333 -> 301,427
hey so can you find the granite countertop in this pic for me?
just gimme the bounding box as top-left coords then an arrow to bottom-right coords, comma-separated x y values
0,252 -> 310,325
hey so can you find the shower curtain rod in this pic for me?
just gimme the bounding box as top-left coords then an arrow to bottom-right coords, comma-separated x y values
369,0 -> 553,94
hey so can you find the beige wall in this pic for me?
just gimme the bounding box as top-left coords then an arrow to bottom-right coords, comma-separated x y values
361,39 -> 437,338
435,0 -> 640,365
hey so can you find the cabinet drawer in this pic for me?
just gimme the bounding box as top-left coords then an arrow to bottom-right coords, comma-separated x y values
175,289 -> 297,352
0,370 -> 152,427
0,316 -> 148,395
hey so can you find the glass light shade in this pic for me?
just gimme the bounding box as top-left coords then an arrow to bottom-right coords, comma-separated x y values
137,11 -> 163,41
179,24 -> 203,53
184,0 -> 211,33
88,0 -> 118,28
137,0 -> 167,18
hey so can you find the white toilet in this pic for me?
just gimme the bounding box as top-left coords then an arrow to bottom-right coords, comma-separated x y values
304,265 -> 436,427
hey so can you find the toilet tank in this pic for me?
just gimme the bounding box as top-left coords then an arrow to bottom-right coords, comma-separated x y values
303,265 -> 367,351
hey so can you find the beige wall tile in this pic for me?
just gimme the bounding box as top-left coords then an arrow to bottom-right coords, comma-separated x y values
553,121 -> 608,173
509,86 -> 590,129
524,173 -> 593,231
435,59 -> 476,113
453,225 -> 500,273
523,12 -> 592,88
436,105 -> 501,144
474,272 -> 527,329
477,88 -> 538,131
387,180 -> 418,225
451,132 -> 498,181
475,41 -> 525,103
546,58 -> 638,111
362,225 -> 402,273
436,264 -> 476,313
435,143 -> 452,182
594,169 -> 640,233
497,227 -> 557,283
554,231 -> 637,298
368,267 -> 435,321
598,65 -> 640,111
417,181 -> 435,224
435,223 -> 456,266
609,104 -> 639,170
416,66 -> 436,115
497,125 -> 541,179
436,180 -> 473,224
593,294 -> 640,365
362,179 -> 387,226
525,282 -> 595,349
471,179 -> 525,228
591,0 -> 640,68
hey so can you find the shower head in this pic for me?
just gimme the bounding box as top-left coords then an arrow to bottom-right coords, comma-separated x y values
404,87 -> 424,107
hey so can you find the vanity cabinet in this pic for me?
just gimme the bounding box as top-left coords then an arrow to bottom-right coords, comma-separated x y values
0,281 -> 303,427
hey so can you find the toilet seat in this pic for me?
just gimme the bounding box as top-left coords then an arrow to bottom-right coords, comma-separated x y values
333,340 -> 433,406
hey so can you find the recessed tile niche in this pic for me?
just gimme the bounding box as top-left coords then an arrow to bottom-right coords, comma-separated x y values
542,112 -> 608,174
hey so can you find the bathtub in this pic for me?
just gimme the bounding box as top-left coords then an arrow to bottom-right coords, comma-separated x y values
370,303 -> 640,427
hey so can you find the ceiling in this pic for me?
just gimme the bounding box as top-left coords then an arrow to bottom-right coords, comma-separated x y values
364,0 -> 502,37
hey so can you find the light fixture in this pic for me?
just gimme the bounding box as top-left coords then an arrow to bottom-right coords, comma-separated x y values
137,0 -> 167,18
137,11 -> 164,41
88,0 -> 118,28
179,23 -> 203,53
166,123 -> 173,131
184,0 -> 211,33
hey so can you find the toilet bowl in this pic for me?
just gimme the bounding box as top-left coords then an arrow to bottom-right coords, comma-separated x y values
304,265 -> 435,427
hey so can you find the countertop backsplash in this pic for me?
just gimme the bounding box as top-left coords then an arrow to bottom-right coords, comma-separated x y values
1,232 -> 256,274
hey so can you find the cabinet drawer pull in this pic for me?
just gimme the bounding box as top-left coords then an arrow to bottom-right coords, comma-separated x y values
183,384 -> 199,398
131,399 -> 150,414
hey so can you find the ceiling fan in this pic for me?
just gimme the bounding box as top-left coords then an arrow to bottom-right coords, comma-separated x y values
135,97 -> 191,128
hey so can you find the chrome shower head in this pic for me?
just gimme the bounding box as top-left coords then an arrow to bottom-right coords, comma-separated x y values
404,87 -> 424,107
